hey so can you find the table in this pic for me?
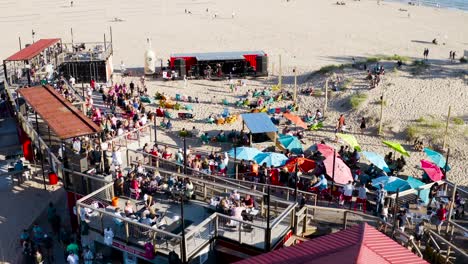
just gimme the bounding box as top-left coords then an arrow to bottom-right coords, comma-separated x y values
165,219 -> 194,235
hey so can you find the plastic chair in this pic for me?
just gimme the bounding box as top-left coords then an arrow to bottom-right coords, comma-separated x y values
221,108 -> 230,118
185,104 -> 193,111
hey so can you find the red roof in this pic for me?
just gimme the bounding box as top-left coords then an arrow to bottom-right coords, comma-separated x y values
5,38 -> 60,61
18,85 -> 102,139
235,223 -> 428,264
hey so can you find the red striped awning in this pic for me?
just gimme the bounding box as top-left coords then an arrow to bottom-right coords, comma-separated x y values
5,38 -> 61,61
235,223 -> 428,264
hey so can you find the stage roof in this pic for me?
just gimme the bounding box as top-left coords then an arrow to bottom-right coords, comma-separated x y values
18,85 -> 102,140
235,223 -> 428,264
171,51 -> 266,61
5,38 -> 61,61
241,113 -> 277,134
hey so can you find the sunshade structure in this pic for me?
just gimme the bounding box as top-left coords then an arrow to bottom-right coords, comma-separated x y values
423,148 -> 450,171
371,176 -> 424,192
5,38 -> 61,61
315,144 -> 337,158
361,151 -> 390,172
235,223 -> 428,264
227,147 -> 261,161
18,85 -> 102,139
336,133 -> 361,152
323,156 -> 353,184
283,112 -> 307,129
284,157 -> 316,173
420,160 -> 445,182
382,140 -> 410,157
278,134 -> 303,154
241,113 -> 278,147
254,152 -> 288,167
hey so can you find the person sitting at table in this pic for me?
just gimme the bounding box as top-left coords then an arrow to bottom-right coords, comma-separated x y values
139,212 -> 153,226
219,197 -> 230,215
113,208 -> 124,227
230,190 -> 240,201
185,178 -> 194,200
311,174 -> 328,192
243,194 -> 255,208
229,202 -> 245,226
124,201 -> 136,217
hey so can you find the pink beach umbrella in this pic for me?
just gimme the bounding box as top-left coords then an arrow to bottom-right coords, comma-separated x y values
316,144 -> 339,158
323,156 -> 353,185
421,159 -> 445,182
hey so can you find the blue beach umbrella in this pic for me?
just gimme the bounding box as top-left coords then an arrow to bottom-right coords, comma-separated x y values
372,176 -> 411,192
227,147 -> 261,161
423,148 -> 450,171
278,134 -> 303,154
254,152 -> 288,167
362,151 -> 391,173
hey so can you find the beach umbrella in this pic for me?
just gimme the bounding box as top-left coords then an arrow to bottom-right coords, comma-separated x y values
372,176 -> 411,192
420,159 -> 445,182
227,147 -> 261,161
382,140 -> 410,157
361,151 -> 391,173
423,148 -> 450,171
323,156 -> 353,184
278,134 -> 303,154
315,144 -> 337,158
284,157 -> 316,173
254,152 -> 288,167
405,176 -> 425,189
283,112 -> 308,129
336,133 -> 361,152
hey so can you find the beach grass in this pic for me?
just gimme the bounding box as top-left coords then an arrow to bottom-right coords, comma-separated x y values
405,125 -> 420,140
452,117 -> 464,125
342,78 -> 354,90
366,54 -> 410,64
317,64 -> 346,74
416,116 -> 426,123
349,93 -> 367,109
411,60 -> 429,75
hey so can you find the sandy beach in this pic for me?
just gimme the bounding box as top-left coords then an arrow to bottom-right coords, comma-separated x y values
0,0 -> 467,185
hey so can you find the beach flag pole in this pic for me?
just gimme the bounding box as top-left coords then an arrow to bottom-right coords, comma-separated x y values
324,79 -> 329,118
442,106 -> 451,150
293,67 -> 297,106
278,55 -> 282,90
378,90 -> 385,135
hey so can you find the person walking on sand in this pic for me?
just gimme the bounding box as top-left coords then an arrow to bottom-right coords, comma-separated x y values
70,1 -> 73,7
337,114 -> 345,132
452,51 -> 456,61
360,117 -> 366,134
449,51 -> 453,61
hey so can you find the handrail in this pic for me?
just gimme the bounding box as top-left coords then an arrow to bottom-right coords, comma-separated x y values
447,220 -> 468,233
271,203 -> 296,229
445,181 -> 468,195
77,182 -> 114,203
106,123 -> 152,146
427,230 -> 468,258
62,168 -> 113,183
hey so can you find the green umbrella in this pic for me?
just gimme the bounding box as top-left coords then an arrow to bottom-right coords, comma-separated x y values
382,140 -> 410,157
337,133 -> 361,152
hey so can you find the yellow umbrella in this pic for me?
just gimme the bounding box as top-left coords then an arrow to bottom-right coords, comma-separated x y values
382,140 -> 410,157
337,133 -> 361,152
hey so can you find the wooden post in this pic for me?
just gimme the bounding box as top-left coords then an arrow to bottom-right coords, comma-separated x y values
446,183 -> 457,234
278,54 -> 282,90
18,36 -> 22,50
442,106 -> 451,150
378,90 -> 385,135
71,28 -> 74,46
293,67 -> 297,106
324,79 -> 329,117
272,62 -> 275,77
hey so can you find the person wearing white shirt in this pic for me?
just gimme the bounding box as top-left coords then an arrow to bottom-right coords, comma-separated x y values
103,227 -> 114,246
67,252 -> 79,264
342,181 -> 354,208
354,184 -> 369,212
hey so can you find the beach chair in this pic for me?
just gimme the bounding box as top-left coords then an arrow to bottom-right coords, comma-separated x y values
309,121 -> 324,131
221,108 -> 230,118
271,85 -> 280,91
226,115 -> 237,124
164,111 -> 173,119
266,97 -> 274,105
275,94 -> 283,101
222,98 -> 229,105
275,108 -> 281,114
140,96 -> 151,103
236,100 -> 243,107
175,94 -> 182,101
253,91 -> 261,97
200,134 -> 210,144
242,100 -> 250,107
185,104 -> 193,111
268,108 -> 275,115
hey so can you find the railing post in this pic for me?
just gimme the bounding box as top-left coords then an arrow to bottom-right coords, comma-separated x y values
238,222 -> 242,244
302,208 -> 308,236
214,216 -> 219,237
137,130 -> 141,147
125,222 -> 130,243
203,183 -> 207,199
100,212 -> 104,232
126,149 -> 129,168
343,211 -> 348,229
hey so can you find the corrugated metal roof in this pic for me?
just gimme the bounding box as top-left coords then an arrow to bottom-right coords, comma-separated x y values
235,223 -> 428,264
18,85 -> 102,139
171,51 -> 265,61
241,113 -> 278,134
5,38 -> 61,61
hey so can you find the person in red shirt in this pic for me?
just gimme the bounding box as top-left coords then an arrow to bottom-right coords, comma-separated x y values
436,204 -> 447,234
269,166 -> 279,185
